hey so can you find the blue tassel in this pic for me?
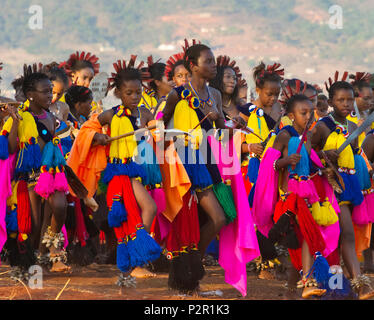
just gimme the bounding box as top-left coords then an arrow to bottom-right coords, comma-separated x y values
248,182 -> 256,208
126,228 -> 162,268
247,157 -> 260,183
339,172 -> 364,206
5,208 -> 18,233
60,137 -> 73,156
52,144 -> 66,167
206,238 -> 219,259
354,154 -> 371,191
29,142 -> 42,171
108,199 -> 127,228
182,147 -> 213,190
310,252 -> 331,285
40,141 -> 55,168
16,142 -> 42,174
322,273 -> 356,300
0,135 -> 9,160
116,242 -> 130,273
308,252 -> 355,299
135,141 -> 162,186
102,162 -> 146,184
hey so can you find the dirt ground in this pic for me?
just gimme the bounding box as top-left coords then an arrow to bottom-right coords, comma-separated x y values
0,261 -> 308,301
1,260 -> 373,301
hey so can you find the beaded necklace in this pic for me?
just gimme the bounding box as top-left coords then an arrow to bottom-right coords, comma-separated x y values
188,81 -> 213,109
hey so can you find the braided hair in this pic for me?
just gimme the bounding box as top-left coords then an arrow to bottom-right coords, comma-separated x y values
328,81 -> 354,100
253,61 -> 283,89
349,72 -> 372,97
22,72 -> 50,96
43,62 -> 69,88
65,85 -> 93,112
183,44 -> 211,73
284,94 -> 311,115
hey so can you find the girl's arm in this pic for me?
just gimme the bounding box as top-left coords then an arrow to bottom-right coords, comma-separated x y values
159,89 -> 180,127
92,109 -> 113,146
7,107 -> 20,154
272,130 -> 300,170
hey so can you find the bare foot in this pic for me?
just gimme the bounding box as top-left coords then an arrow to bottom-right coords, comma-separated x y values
130,267 -> 157,279
302,286 -> 326,299
258,269 -> 275,280
83,197 -> 99,212
358,285 -> 374,300
50,261 -> 71,273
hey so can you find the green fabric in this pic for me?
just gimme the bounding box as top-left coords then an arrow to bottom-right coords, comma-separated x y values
213,182 -> 237,224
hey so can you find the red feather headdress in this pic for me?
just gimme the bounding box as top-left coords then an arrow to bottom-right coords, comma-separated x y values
279,79 -> 308,105
349,72 -> 371,85
324,70 -> 349,93
256,62 -> 284,85
59,51 -> 100,76
164,52 -> 185,81
108,55 -> 146,90
182,38 -> 201,53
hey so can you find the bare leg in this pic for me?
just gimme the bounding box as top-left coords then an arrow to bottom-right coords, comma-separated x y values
339,204 -> 360,279
300,240 -> 326,298
340,204 -> 374,299
46,191 -> 70,272
196,188 -> 226,258
131,178 -> 157,233
39,201 -> 52,254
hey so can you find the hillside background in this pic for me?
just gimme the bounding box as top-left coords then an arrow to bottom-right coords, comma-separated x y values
1,0 -> 373,98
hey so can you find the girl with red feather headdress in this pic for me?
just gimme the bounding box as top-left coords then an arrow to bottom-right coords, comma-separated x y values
67,55 -> 162,288
59,51 -> 102,114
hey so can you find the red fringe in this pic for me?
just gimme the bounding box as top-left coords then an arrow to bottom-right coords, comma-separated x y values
166,193 -> 200,254
16,180 -> 32,237
311,174 -> 326,202
288,248 -> 302,271
73,196 -> 88,247
296,195 -> 326,256
274,192 -> 326,270
106,175 -> 142,241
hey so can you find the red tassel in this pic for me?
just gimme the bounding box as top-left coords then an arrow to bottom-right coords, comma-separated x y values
165,193 -> 200,254
99,230 -> 106,245
17,180 -> 32,237
288,248 -> 303,271
295,195 -> 326,255
311,174 -> 326,202
73,196 -> 88,247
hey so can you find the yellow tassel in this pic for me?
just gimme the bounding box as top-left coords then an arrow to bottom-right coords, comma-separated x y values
174,99 -> 202,149
245,109 -> 269,145
109,107 -> 138,159
7,181 -> 19,208
311,198 -> 339,226
324,131 -> 355,169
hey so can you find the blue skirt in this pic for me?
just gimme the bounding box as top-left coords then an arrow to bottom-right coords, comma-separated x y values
335,172 -> 364,206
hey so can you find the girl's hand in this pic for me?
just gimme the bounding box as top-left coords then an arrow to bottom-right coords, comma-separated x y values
232,115 -> 247,129
2,104 -> 22,122
249,143 -> 264,156
208,111 -> 220,122
287,153 -> 302,167
92,133 -> 110,146
325,149 -> 339,165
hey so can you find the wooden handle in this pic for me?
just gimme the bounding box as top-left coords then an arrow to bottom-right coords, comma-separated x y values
191,112 -> 212,132
107,124 -> 157,142
0,102 -> 21,106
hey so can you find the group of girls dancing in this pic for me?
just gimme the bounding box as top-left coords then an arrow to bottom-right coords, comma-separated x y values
1,39 -> 374,299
